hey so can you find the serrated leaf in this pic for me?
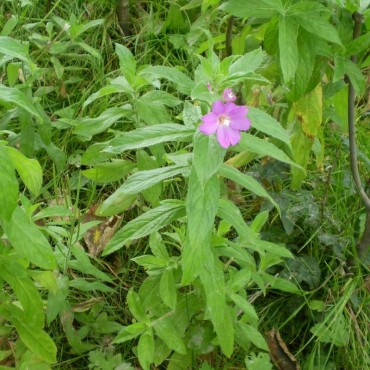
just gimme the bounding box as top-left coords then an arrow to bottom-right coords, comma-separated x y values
0,36 -> 31,63
248,107 -> 291,149
237,322 -> 268,351
114,322 -> 147,343
104,124 -> 194,154
138,330 -> 155,370
220,0 -> 284,18
5,146 -> 42,196
229,293 -> 259,322
237,133 -> 304,172
140,66 -> 195,95
160,269 -> 177,309
103,201 -> 186,255
218,164 -> 279,212
279,16 -> 299,83
0,146 -> 18,221
115,43 -> 136,84
154,318 -> 187,354
82,160 -> 135,183
3,207 -> 56,269
0,85 -> 41,120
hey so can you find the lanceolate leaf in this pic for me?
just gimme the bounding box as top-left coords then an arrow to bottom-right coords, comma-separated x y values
237,133 -> 304,172
279,16 -> 299,83
0,146 -> 18,221
103,200 -> 186,255
98,165 -> 189,216
218,164 -> 280,212
0,304 -> 57,364
220,0 -> 284,18
0,36 -> 31,63
3,206 -> 56,269
248,107 -> 291,150
82,160 -> 135,183
0,84 -> 41,120
5,146 -> 43,196
104,124 -> 195,154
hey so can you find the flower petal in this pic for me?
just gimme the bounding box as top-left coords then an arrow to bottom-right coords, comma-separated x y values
212,100 -> 226,115
222,88 -> 237,102
228,105 -> 248,119
230,117 -> 251,131
199,112 -> 219,134
216,126 -> 241,148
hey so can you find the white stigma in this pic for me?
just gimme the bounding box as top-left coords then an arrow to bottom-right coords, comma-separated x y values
219,114 -> 230,127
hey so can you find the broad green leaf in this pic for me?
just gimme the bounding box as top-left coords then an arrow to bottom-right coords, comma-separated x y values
160,269 -> 177,310
0,257 -> 44,328
136,96 -> 171,125
182,169 -> 219,284
0,146 -> 18,221
279,16 -> 299,83
132,255 -> 168,269
1,16 -> 19,37
245,352 -> 273,370
229,293 -> 259,322
0,85 -> 41,120
220,0 -> 284,18
288,2 -> 342,45
103,200 -> 186,255
0,36 -> 31,63
0,304 -> 57,364
217,198 -> 257,244
237,133 -> 304,172
140,66 -> 195,95
82,160 -> 135,183
69,278 -> 114,293
346,32 -> 370,56
104,124 -> 194,154
115,43 -> 136,84
114,322 -> 147,343
237,322 -> 268,351
127,288 -> 148,322
248,107 -> 291,149
81,142 -> 115,165
138,330 -> 155,370
193,131 -> 225,186
73,106 -> 133,140
218,164 -> 279,212
5,146 -> 42,196
154,317 -> 187,354
83,76 -> 133,107
47,275 -> 69,324
3,206 -> 56,269
200,252 -> 234,357
78,19 -> 105,37
98,165 -> 188,216
343,59 -> 366,95
68,244 -> 112,282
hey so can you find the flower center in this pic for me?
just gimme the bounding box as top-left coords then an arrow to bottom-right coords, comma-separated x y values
218,114 -> 230,127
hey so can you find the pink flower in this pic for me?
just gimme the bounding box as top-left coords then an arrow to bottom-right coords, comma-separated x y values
222,88 -> 237,102
199,100 -> 251,148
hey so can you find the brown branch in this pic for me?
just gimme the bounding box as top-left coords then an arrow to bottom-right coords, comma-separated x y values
348,12 -> 370,259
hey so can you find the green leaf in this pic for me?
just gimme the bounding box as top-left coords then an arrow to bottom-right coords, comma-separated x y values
248,107 -> 291,149
0,304 -> 57,364
69,278 -> 114,293
218,164 -> 279,212
182,170 -> 219,284
154,317 -> 187,354
343,59 -> 366,95
113,322 -> 147,343
0,85 -> 41,120
138,330 -> 155,370
0,146 -> 18,221
98,165 -> 188,216
127,288 -> 148,322
0,36 -> 31,63
140,66 -> 195,95
237,322 -> 268,351
278,16 -> 299,83
103,200 -> 186,255
0,257 -> 44,328
200,252 -> 234,357
288,1 -> 342,45
193,131 -> 225,185
229,293 -> 259,322
82,160 -> 135,183
3,207 -> 56,269
237,133 -> 304,172
104,124 -> 194,154
72,106 -> 133,140
5,146 -> 42,196
245,352 -> 273,370
160,269 -> 177,310
132,255 -> 168,269
220,0 -> 284,18
115,43 -> 136,84
47,275 -> 69,324
81,142 -> 115,165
